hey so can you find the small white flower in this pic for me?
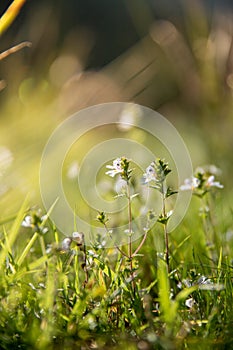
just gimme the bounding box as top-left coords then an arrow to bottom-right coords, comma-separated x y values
61,237 -> 72,251
22,215 -> 33,228
124,229 -> 134,235
46,245 -> 53,254
196,164 -> 222,176
143,162 -> 156,183
180,177 -> 200,191
97,240 -> 106,249
105,158 -> 123,177
195,167 -> 205,175
207,164 -> 222,176
185,298 -> 195,309
206,175 -> 223,189
197,275 -> 212,285
177,281 -> 182,289
72,231 -> 84,246
28,283 -> 37,291
87,250 -> 96,256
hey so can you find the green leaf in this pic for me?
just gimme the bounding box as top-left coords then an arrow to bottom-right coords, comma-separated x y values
166,186 -> 178,198
175,286 -> 198,303
157,214 -> 170,225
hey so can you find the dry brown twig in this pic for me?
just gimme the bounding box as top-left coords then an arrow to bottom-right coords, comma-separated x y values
0,0 -> 30,91
0,41 -> 32,92
0,41 -> 32,61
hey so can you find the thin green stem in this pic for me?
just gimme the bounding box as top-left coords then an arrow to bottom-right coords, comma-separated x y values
17,232 -> 38,267
132,212 -> 152,257
82,243 -> 88,287
132,230 -> 149,257
162,183 -> 169,272
39,235 -> 48,269
206,194 -> 220,254
127,181 -> 135,293
127,182 -> 133,259
201,197 -> 210,241
164,223 -> 169,272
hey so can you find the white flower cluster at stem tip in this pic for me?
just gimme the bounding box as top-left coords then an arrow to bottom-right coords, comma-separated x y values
105,158 -> 123,178
180,174 -> 223,191
179,177 -> 200,191
143,162 -> 156,183
206,175 -> 224,189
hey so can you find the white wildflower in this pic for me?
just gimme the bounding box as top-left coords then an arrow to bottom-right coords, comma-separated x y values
185,298 -> 195,309
105,158 -> 123,177
61,237 -> 72,251
22,215 -> 33,228
143,162 -> 156,183
180,177 -> 200,191
206,175 -> 223,189
72,231 -> 84,246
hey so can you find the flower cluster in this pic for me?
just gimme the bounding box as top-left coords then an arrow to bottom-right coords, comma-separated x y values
143,162 -> 157,183
61,231 -> 84,251
180,166 -> 223,197
143,158 -> 171,185
179,177 -> 200,191
143,158 -> 177,198
22,210 -> 49,235
106,157 -> 132,182
96,211 -> 109,225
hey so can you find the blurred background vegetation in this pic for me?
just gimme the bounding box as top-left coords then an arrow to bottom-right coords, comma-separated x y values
0,0 -> 232,222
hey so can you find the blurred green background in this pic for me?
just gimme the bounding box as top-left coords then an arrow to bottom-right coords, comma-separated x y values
0,0 -> 232,221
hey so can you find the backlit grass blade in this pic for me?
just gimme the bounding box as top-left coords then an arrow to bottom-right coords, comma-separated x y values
39,262 -> 57,348
17,197 -> 59,267
17,232 -> 39,267
158,259 -> 172,326
41,197 -> 59,227
0,196 -> 28,267
0,0 -> 27,35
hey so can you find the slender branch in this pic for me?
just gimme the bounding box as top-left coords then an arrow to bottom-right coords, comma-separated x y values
0,41 -> 32,61
127,181 -> 136,293
116,245 -> 129,258
132,230 -> 149,257
164,222 -> 169,272
206,194 -> 219,249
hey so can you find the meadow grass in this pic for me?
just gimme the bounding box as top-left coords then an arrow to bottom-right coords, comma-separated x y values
0,159 -> 232,350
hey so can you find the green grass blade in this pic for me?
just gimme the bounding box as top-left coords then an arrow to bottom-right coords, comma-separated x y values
17,232 -> 39,267
0,196 -> 28,267
158,259 -> 172,326
218,246 -> 223,271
